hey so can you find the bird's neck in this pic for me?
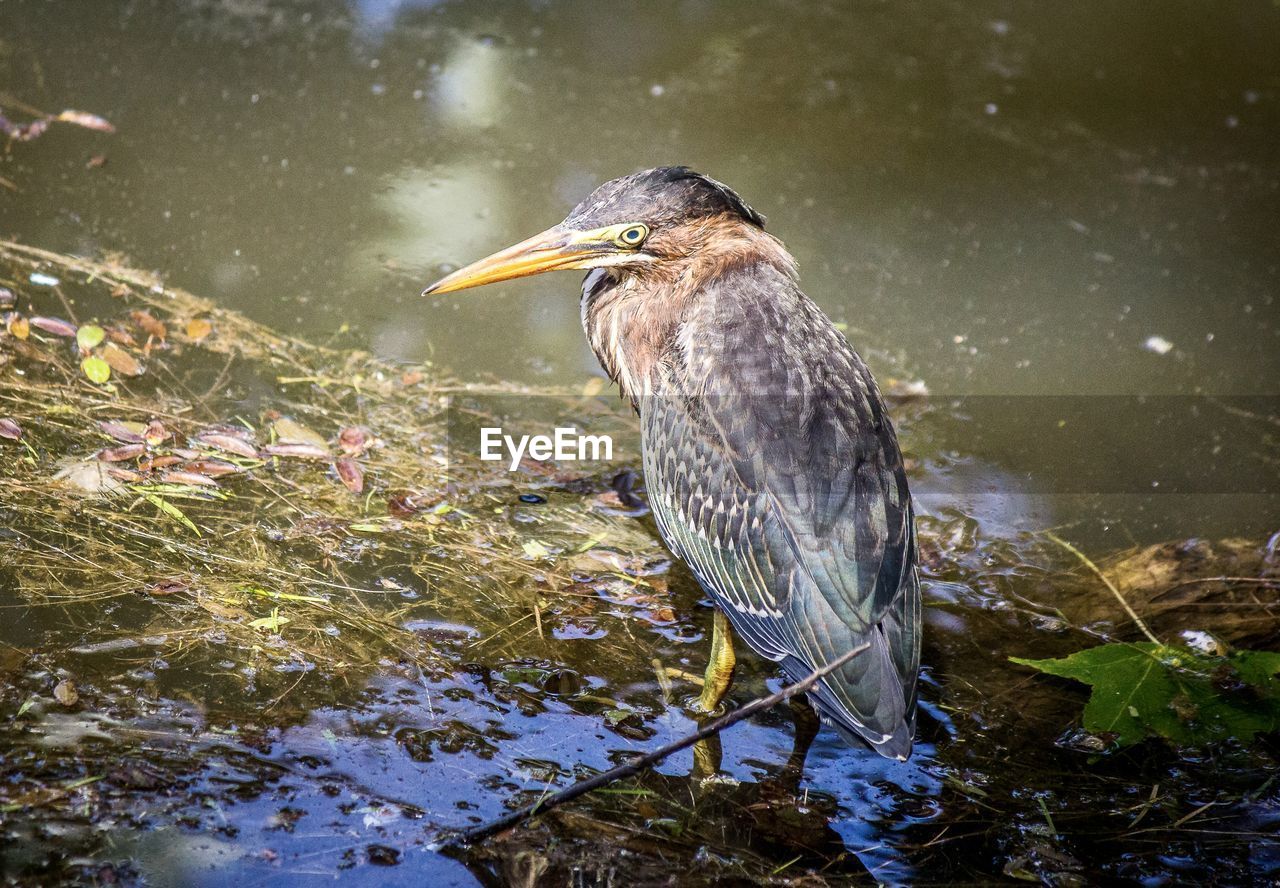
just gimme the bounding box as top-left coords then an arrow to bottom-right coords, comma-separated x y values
581,217 -> 797,406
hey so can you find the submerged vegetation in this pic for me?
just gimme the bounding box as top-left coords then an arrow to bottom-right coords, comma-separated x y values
1,241 -> 1277,884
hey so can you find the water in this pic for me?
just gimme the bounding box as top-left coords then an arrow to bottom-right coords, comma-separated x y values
1,1 -> 1277,884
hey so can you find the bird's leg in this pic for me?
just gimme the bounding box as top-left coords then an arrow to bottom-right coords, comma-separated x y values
695,610 -> 736,714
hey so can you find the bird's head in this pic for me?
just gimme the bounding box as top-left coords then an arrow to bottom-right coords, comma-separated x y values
422,167 -> 769,296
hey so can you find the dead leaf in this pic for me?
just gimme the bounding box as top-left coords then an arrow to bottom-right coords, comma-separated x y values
56,109 -> 116,133
143,420 -> 170,446
98,420 -> 147,443
130,310 -> 167,341
196,433 -> 258,459
0,417 -> 21,440
54,458 -> 128,495
30,316 -> 77,338
186,317 -> 213,341
184,458 -> 241,477
158,470 -> 219,487
98,443 -> 145,462
101,342 -> 143,376
271,417 -> 327,449
145,579 -> 189,597
335,457 -> 364,493
138,455 -> 183,472
263,442 -> 329,461
338,425 -> 372,456
53,679 -> 79,706
7,315 -> 30,339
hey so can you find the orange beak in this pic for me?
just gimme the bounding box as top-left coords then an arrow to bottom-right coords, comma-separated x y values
422,224 -> 613,296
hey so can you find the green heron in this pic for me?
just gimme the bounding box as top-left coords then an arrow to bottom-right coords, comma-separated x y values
424,167 -> 921,760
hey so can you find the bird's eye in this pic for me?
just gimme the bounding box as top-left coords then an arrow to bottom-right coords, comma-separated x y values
615,224 -> 649,248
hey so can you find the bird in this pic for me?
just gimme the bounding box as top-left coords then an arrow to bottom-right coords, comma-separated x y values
424,167 -> 921,760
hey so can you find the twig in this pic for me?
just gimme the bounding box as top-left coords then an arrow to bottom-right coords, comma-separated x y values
434,641 -> 871,850
1044,531 -> 1161,645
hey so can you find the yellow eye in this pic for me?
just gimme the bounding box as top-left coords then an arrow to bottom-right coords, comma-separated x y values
615,224 -> 649,248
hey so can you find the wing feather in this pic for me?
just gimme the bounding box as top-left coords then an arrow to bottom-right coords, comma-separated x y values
639,263 -> 920,755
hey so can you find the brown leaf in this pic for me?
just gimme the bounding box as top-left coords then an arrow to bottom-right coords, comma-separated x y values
387,491 -> 428,516
106,327 -> 137,347
184,458 -> 241,478
30,316 -> 77,337
106,467 -> 142,482
98,420 -> 147,443
186,317 -> 213,341
101,342 -> 144,376
335,457 -> 364,493
196,433 -> 258,459
130,310 -> 167,341
53,679 -> 79,707
145,579 -> 188,597
143,420 -> 170,446
263,442 -> 329,461
338,425 -> 372,456
138,455 -> 183,472
400,369 -> 424,386
0,417 -> 21,440
159,470 -> 219,487
98,443 -> 145,462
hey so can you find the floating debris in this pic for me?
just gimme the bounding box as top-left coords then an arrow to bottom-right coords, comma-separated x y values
30,316 -> 77,337
75,324 -> 105,350
335,456 -> 364,493
1143,335 -> 1174,355
98,443 -> 145,462
263,442 -> 329,460
52,679 -> 79,707
81,355 -> 111,383
98,420 -> 147,443
196,432 -> 259,459
271,416 -> 328,449
186,317 -> 213,341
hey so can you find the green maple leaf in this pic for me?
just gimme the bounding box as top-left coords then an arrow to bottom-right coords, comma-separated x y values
1012,644 -> 1280,748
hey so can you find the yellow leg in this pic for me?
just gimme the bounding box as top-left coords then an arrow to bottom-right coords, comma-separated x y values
695,610 -> 736,714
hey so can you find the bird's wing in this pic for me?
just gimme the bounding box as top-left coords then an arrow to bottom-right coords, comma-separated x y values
640,264 -> 919,753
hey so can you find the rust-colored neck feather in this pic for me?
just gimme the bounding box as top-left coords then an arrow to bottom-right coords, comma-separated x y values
582,214 -> 797,405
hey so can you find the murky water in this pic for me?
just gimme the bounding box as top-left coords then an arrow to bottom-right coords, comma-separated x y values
1,1 -> 1278,885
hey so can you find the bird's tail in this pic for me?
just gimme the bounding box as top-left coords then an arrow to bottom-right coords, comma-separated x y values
780,579 -> 920,760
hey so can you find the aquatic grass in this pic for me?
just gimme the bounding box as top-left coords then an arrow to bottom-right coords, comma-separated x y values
0,239 -> 652,692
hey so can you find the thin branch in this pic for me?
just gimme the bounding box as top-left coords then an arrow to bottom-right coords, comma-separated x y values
1044,531 -> 1161,645
434,641 -> 872,850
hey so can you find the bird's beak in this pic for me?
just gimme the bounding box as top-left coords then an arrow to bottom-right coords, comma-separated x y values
422,225 -> 620,296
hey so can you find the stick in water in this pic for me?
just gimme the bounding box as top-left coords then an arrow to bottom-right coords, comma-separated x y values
435,641 -> 871,850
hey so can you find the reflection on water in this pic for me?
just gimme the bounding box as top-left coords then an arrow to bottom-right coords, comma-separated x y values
0,0 -> 1277,884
